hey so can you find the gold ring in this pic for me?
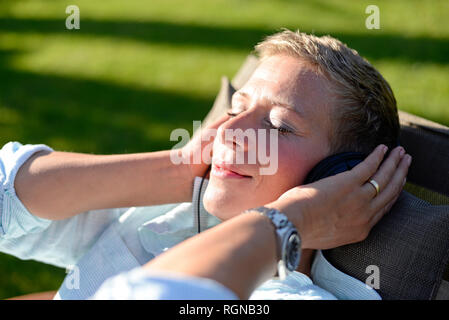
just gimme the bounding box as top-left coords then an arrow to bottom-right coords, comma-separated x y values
368,179 -> 380,196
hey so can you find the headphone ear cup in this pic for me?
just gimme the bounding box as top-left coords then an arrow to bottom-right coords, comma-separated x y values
304,152 -> 366,184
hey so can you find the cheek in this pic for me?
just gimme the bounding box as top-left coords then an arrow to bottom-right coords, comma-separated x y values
254,139 -> 324,201
247,142 -> 308,205
272,142 -> 310,187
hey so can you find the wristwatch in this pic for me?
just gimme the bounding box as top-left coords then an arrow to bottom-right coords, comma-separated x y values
243,206 -> 301,280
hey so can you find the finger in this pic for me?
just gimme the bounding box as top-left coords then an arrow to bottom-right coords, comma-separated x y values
349,144 -> 388,185
361,146 -> 405,199
369,185 -> 402,228
371,154 -> 411,215
196,114 -> 230,144
205,114 -> 231,130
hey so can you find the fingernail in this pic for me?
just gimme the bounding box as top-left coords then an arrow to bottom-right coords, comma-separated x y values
382,145 -> 388,154
406,155 -> 412,165
399,148 -> 405,157
402,178 -> 407,187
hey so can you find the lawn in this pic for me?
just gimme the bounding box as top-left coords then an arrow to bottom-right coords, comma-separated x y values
0,0 -> 448,299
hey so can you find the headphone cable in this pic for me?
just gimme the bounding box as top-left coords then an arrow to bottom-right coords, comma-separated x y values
197,165 -> 211,234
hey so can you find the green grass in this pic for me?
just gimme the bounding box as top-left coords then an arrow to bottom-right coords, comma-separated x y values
0,0 -> 448,298
0,252 -> 65,298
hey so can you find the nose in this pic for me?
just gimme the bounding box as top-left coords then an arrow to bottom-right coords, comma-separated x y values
217,110 -> 260,153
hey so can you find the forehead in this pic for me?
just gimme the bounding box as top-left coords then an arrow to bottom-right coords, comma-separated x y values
238,55 -> 332,119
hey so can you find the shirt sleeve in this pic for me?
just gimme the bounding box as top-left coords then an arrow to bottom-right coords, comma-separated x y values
0,141 -> 127,268
0,141 -> 54,239
90,268 -> 239,300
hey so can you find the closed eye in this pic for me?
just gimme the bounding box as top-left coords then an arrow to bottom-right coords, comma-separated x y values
265,118 -> 293,135
227,110 -> 293,135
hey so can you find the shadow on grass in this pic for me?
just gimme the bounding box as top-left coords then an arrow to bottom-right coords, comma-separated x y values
0,48 -> 214,154
1,17 -> 449,64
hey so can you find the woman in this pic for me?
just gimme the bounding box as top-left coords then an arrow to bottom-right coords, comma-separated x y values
1,30 -> 410,299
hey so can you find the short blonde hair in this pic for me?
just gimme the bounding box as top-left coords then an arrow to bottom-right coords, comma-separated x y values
255,29 -> 399,155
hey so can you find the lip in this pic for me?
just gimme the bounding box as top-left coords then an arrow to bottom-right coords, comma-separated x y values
211,163 -> 252,179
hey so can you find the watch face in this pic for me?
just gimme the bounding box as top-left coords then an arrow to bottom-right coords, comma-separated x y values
286,232 -> 301,271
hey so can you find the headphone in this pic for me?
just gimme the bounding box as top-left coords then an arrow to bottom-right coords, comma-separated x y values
197,165 -> 211,233
303,152 -> 367,184
303,137 -> 400,184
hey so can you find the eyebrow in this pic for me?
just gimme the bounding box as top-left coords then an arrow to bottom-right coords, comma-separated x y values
234,91 -> 305,118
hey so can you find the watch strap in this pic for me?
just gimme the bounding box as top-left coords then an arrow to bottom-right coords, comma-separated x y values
243,206 -> 301,280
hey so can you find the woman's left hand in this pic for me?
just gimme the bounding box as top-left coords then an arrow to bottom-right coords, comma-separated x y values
267,144 -> 411,249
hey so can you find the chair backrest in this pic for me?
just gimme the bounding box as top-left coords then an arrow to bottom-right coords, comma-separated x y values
398,110 -> 449,299
398,111 -> 449,205
221,54 -> 449,299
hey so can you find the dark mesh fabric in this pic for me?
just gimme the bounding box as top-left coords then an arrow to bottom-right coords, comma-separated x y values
323,191 -> 449,299
399,111 -> 449,198
404,182 -> 449,206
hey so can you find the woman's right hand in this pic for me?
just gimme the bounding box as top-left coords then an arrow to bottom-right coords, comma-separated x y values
266,144 -> 411,250
180,114 -> 230,180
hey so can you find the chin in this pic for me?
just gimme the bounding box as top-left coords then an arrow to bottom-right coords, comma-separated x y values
203,186 -> 245,221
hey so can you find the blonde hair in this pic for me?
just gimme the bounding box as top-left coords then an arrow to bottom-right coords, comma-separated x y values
255,29 -> 399,155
